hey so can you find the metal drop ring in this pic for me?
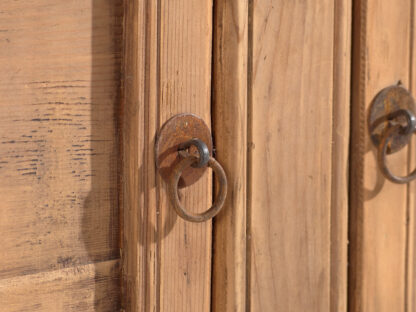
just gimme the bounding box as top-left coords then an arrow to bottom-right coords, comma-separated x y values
378,124 -> 416,184
168,154 -> 227,222
178,138 -> 210,168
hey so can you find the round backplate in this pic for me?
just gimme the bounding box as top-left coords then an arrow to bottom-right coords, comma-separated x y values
155,113 -> 213,188
368,85 -> 416,154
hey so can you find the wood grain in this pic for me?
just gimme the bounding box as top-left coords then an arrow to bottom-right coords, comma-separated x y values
349,0 -> 411,311
122,0 -> 214,311
249,0 -> 335,310
406,2 -> 416,311
121,0 -> 158,310
331,0 -> 351,311
0,0 -> 122,310
158,1 -> 213,310
0,260 -> 120,312
212,0 -> 248,311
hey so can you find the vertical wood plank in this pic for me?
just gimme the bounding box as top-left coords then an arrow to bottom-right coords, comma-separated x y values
158,1 -> 213,311
212,0 -> 248,311
249,1 -> 335,311
331,0 -> 351,311
122,0 -> 213,311
122,0 -> 158,310
407,2 -> 416,310
349,0 -> 411,311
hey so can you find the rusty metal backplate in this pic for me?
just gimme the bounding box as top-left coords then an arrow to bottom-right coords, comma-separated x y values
155,113 -> 212,188
368,85 -> 416,154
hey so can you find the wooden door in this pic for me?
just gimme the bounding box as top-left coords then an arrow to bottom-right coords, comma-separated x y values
121,0 -> 351,311
0,0 -> 350,311
3,0 -> 416,312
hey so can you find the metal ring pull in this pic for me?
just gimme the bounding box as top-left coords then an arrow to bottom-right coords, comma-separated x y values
168,143 -> 227,222
155,114 -> 228,222
369,85 -> 416,184
178,138 -> 210,168
378,123 -> 416,184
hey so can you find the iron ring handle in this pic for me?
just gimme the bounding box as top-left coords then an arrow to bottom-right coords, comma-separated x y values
378,124 -> 416,184
168,154 -> 227,222
178,138 -> 210,168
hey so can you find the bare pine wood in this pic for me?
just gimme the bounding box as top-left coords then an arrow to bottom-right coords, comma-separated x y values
0,260 -> 120,312
121,0 -> 158,310
0,0 -> 122,310
249,1 -> 336,310
122,0 -> 213,311
349,0 -> 411,311
331,0 -> 352,310
158,1 -> 213,310
212,0 -> 248,311
407,3 -> 416,311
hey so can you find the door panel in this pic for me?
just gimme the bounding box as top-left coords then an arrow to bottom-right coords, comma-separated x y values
248,0 -> 349,311
349,0 -> 413,311
250,0 -> 334,309
0,0 -> 122,310
211,0 -> 351,311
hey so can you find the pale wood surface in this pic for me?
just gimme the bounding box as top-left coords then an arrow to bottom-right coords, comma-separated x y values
406,3 -> 416,311
122,1 -> 213,311
0,0 -> 122,310
158,1 -> 213,310
249,0 -> 336,311
0,1 -> 356,311
211,0 -> 248,311
121,0 -> 158,310
331,0 -> 352,310
0,260 -> 120,312
349,0 -> 412,311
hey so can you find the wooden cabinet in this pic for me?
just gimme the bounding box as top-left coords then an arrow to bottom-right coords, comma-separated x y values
1,0 -> 416,311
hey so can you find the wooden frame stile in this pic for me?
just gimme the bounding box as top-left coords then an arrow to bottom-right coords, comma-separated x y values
408,2 -> 416,310
403,0 -> 416,310
212,0 -> 248,311
349,0 -> 413,311
122,0 -> 159,310
122,0 -> 214,311
332,0 -> 352,311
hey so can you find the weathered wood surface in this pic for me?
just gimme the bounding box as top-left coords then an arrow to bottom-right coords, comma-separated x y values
0,260 -> 120,312
349,0 -> 412,311
122,0 -> 213,311
212,0 -> 248,311
248,0 -> 349,311
331,0 -> 352,310
121,0 -> 158,310
0,0 -> 122,310
408,5 -> 416,310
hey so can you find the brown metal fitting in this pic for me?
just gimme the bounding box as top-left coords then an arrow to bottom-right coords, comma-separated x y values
368,85 -> 416,183
155,113 -> 227,222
